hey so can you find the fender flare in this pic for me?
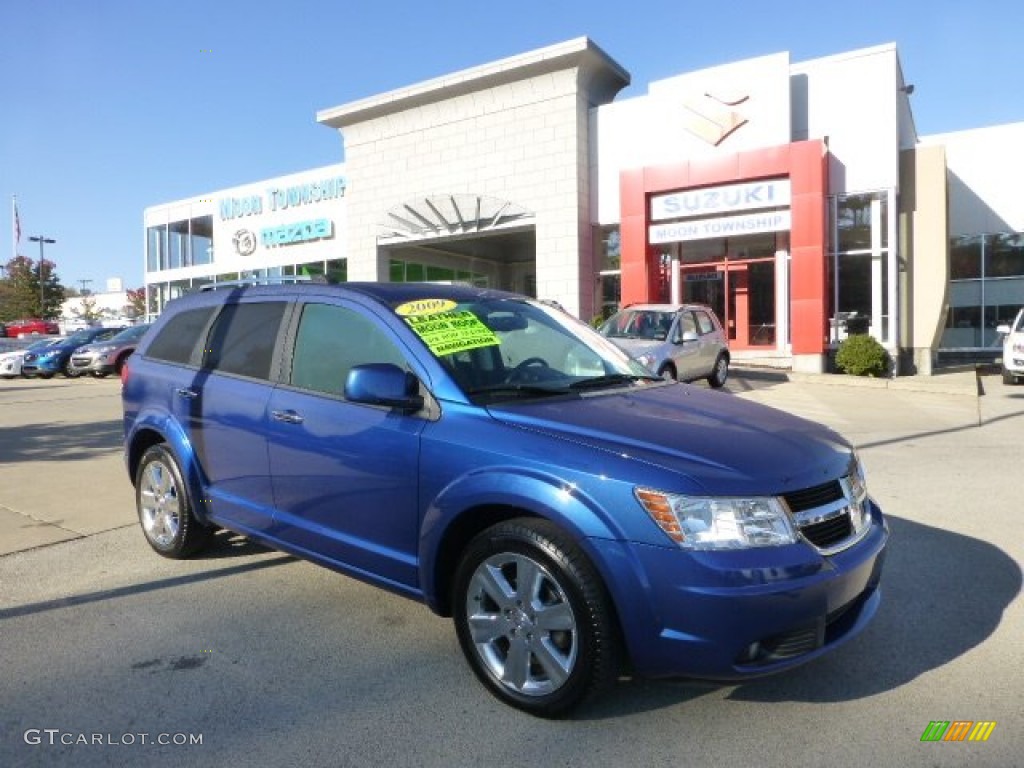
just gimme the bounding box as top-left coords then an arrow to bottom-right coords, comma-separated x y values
418,466 -> 630,613
126,410 -> 211,525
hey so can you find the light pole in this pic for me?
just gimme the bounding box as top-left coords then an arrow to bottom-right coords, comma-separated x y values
29,235 -> 56,318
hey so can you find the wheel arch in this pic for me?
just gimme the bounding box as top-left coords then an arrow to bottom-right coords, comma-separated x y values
429,503 -> 539,618
126,418 -> 211,525
420,470 -> 628,623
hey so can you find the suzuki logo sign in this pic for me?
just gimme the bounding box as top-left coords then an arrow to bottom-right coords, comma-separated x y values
681,90 -> 750,146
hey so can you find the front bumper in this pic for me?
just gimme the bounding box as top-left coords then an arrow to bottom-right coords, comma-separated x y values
592,499 -> 888,680
21,359 -> 62,377
0,358 -> 22,377
69,352 -> 111,374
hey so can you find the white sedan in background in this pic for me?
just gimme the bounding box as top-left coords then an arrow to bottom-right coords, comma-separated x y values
0,337 -> 65,379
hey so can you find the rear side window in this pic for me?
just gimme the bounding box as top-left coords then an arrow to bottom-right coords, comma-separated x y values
694,310 -> 715,335
146,307 -> 216,365
290,303 -> 406,396
204,302 -> 287,380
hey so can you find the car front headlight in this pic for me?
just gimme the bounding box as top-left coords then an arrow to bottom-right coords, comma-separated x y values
636,353 -> 655,368
92,345 -> 116,354
635,488 -> 797,549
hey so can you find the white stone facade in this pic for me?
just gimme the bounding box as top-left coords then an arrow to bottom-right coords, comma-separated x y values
318,38 -> 629,320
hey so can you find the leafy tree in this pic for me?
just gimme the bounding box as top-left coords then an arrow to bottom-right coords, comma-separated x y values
0,255 -> 65,319
125,287 -> 146,319
70,295 -> 105,324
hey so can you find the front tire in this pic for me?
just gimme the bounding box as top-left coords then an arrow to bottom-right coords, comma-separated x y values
453,519 -> 621,718
63,360 -> 82,378
136,444 -> 211,558
708,354 -> 729,388
1004,368 -> 1017,385
657,364 -> 676,381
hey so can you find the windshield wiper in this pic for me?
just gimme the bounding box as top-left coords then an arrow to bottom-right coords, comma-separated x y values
568,373 -> 662,390
464,383 -> 571,398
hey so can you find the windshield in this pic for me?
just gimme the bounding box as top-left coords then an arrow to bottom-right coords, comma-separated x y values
111,324 -> 150,342
66,330 -> 95,345
599,309 -> 675,341
393,296 -> 659,404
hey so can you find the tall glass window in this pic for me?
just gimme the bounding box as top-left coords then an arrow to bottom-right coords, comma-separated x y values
169,221 -> 188,269
146,216 -> 215,273
192,216 -> 213,266
595,226 -> 621,321
941,232 -> 1024,348
828,191 -> 894,344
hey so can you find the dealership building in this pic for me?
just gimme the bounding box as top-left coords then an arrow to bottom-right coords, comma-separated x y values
143,38 -> 1024,374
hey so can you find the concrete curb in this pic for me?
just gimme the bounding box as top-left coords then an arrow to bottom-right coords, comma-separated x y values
732,365 -> 981,397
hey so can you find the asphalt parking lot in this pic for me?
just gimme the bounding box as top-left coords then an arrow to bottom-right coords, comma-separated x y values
0,369 -> 1020,767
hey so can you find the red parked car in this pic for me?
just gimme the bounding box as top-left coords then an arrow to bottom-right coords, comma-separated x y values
2,318 -> 60,337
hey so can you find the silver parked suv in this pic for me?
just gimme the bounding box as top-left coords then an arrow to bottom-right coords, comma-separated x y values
69,323 -> 152,378
599,303 -> 730,387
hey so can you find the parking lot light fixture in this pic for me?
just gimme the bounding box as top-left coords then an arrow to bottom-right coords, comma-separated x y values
28,235 -> 56,317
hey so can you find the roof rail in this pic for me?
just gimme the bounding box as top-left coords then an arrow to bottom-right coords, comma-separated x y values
197,275 -> 327,292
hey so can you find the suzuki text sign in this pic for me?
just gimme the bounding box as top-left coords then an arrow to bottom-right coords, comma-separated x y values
651,179 -> 791,221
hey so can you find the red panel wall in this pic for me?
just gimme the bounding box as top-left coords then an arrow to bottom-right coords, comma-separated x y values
619,140 -> 828,354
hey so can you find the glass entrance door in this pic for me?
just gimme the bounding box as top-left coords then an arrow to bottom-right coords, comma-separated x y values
682,259 -> 775,348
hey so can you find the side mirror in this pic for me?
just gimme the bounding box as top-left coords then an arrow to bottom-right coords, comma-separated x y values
345,363 -> 424,411
680,330 -> 699,344
996,324 -> 1010,335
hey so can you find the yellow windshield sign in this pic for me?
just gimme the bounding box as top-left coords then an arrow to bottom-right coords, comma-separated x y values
395,299 -> 458,317
404,310 -> 500,357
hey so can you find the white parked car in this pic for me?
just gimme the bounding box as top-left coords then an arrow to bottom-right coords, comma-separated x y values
0,337 -> 66,379
997,308 -> 1024,385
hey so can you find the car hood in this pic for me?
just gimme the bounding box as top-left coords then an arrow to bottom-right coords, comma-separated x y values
606,337 -> 664,357
74,342 -> 109,352
488,384 -> 852,496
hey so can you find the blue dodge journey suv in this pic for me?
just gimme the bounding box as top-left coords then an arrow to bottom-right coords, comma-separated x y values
122,281 -> 888,717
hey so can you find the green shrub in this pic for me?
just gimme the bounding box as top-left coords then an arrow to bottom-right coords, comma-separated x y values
835,334 -> 890,377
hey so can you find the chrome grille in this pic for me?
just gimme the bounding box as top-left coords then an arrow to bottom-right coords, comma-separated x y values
783,480 -> 843,512
800,513 -> 853,549
783,472 -> 866,554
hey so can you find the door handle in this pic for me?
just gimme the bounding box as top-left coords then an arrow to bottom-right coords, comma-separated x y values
271,409 -> 304,424
175,387 -> 198,399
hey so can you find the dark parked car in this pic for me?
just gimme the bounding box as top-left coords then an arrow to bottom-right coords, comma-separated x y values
122,282 -> 887,717
3,318 -> 60,337
21,326 -> 125,378
69,323 -> 152,377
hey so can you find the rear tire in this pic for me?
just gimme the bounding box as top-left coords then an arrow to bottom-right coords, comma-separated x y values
136,444 -> 211,558
453,518 -> 621,718
707,354 -> 729,388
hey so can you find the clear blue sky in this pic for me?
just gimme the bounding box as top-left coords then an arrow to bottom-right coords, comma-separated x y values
3,0 -> 1022,292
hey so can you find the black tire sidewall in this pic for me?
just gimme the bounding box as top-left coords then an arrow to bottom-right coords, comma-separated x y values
453,519 -> 618,718
709,355 -> 728,388
135,445 -> 207,558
